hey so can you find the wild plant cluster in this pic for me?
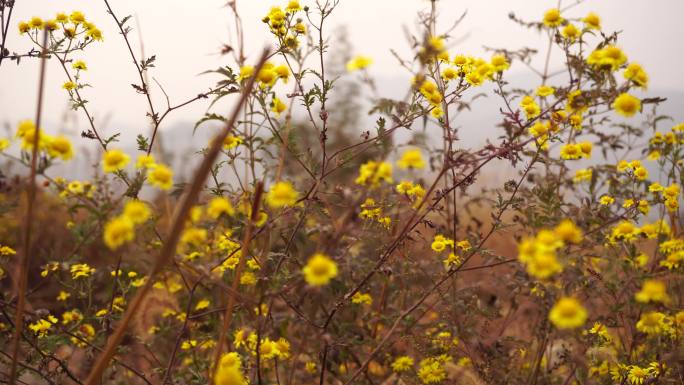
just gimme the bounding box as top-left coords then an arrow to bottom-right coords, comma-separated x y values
0,0 -> 682,384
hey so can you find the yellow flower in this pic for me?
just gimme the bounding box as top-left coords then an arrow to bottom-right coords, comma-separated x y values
28,16 -> 44,29
286,0 -> 302,12
391,356 -> 414,373
0,245 -> 16,257
214,353 -> 247,385
633,166 -> 648,181
102,149 -> 130,173
490,54 -> 509,72
560,143 -> 582,160
549,297 -> 588,329
207,197 -> 235,219
613,93 -> 641,117
181,227 -> 207,247
266,181 -> 299,208
63,81 -> 77,91
148,164 -> 173,190
195,299 -> 211,311
274,65 -> 290,82
303,253 -> 338,286
70,263 -> 95,279
29,318 -> 55,338
238,65 -> 254,81
293,22 -> 306,34
417,357 -> 446,384
47,136 -> 74,160
272,97 -> 287,116
526,251 -> 562,279
18,21 -> 30,34
123,200 -> 151,225
346,55 -> 373,72
397,148 -> 425,169
542,8 -> 563,27
609,221 -> 639,242
536,85 -> 555,97
441,67 -> 458,81
520,96 -> 540,119
223,135 -> 243,150
257,66 -> 278,88
305,361 -> 317,374
57,291 -> 70,301
635,279 -> 670,304
663,184 -> 680,199
431,234 -> 454,252
54,13 -> 67,22
554,220 -> 583,244
587,45 -> 627,71
103,216 -> 135,250
573,168 -> 592,183
136,154 -> 155,169
599,195 -> 615,205
648,182 -> 664,193
624,63 -> 649,89
636,311 -> 668,335
44,20 -> 59,31
70,11 -> 85,24
72,60 -> 87,71
561,24 -> 580,42
351,292 -> 373,305
355,160 -> 393,186
583,12 -> 601,30
86,27 -> 103,41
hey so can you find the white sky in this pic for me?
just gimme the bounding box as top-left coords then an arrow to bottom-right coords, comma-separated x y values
2,0 -> 683,136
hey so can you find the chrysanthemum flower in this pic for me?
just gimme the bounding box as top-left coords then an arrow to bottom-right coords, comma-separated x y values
397,148 -> 425,169
147,163 -> 173,190
549,297 -> 588,329
266,181 -> 299,208
103,215 -> 135,250
635,279 -> 670,304
47,135 -> 73,160
102,149 -> 130,173
302,253 -> 338,286
391,356 -> 414,373
583,12 -> 601,30
613,93 -> 641,117
123,200 -> 151,225
636,311 -> 668,335
542,8 -> 563,27
207,196 -> 235,219
346,56 -> 373,72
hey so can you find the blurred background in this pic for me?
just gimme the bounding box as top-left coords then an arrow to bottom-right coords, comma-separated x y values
2,0 -> 683,179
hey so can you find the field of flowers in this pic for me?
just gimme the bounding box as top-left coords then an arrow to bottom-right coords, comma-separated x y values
0,0 -> 682,384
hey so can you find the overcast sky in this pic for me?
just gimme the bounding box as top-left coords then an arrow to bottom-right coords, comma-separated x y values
2,0 -> 683,137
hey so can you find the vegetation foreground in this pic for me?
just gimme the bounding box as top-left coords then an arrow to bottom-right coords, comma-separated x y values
0,1 -> 683,384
